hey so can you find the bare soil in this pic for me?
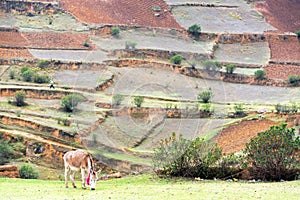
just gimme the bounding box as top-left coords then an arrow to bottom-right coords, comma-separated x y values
59,0 -> 182,29
264,64 -> 300,80
255,0 -> 300,32
0,48 -> 34,58
213,119 -> 278,154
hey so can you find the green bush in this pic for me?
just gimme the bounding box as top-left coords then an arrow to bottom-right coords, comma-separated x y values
170,54 -> 183,65
112,94 -> 124,106
187,24 -> 201,38
19,165 -> 39,179
254,70 -> 266,80
83,41 -> 90,47
296,30 -> 300,40
33,74 -> 50,84
0,139 -> 14,165
234,104 -> 245,116
244,124 -> 300,181
20,66 -> 29,74
125,41 -> 137,50
288,75 -> 300,86
133,96 -> 144,108
153,133 -> 223,178
15,90 -> 26,106
21,70 -> 34,82
61,94 -> 84,112
111,27 -> 120,37
197,89 -> 213,103
225,64 -> 236,74
9,69 -> 15,79
203,60 -> 222,71
37,60 -> 50,69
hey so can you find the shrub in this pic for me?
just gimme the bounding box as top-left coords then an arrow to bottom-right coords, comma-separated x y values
203,60 -> 222,71
61,94 -> 84,112
21,70 -> 34,82
254,69 -> 266,80
170,54 -> 183,65
153,133 -> 223,178
187,24 -> 201,38
225,64 -> 236,74
201,103 -> 212,113
19,164 -> 39,179
112,94 -> 124,106
133,96 -> 144,108
83,41 -> 90,47
15,90 -> 26,106
234,104 -> 245,116
33,74 -> 50,84
244,124 -> 300,181
296,30 -> 300,40
125,41 -> 137,50
288,75 -> 300,86
197,89 -> 213,103
111,27 -> 120,37
20,66 -> 29,74
0,139 -> 14,165
37,60 -> 50,69
9,69 -> 15,79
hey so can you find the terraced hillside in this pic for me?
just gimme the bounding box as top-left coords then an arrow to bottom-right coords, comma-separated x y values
0,0 -> 299,177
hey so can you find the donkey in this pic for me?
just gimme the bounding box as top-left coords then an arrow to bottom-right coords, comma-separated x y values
63,150 -> 98,190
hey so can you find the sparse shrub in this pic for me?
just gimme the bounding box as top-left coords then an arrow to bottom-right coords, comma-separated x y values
19,164 -> 39,179
13,142 -> 26,155
0,139 -> 14,165
9,69 -> 15,79
133,96 -> 144,108
111,27 -> 120,37
187,24 -> 201,38
112,94 -> 124,106
288,75 -> 300,86
37,60 -> 50,69
254,69 -> 266,80
201,103 -> 212,113
151,5 -> 161,12
92,133 -> 97,144
197,89 -> 213,103
203,60 -> 222,71
153,133 -> 223,178
244,124 -> 300,181
225,64 -> 236,74
170,54 -> 183,65
57,118 -> 71,126
125,41 -> 137,50
15,90 -> 26,106
61,94 -> 84,112
275,102 -> 298,114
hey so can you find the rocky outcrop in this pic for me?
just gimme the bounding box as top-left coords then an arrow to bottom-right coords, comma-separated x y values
0,165 -> 19,178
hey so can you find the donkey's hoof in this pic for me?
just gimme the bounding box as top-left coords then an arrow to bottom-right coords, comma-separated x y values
82,187 -> 87,190
73,185 -> 77,188
65,186 -> 69,188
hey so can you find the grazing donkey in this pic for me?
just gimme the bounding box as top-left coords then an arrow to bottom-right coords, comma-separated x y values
63,150 -> 98,190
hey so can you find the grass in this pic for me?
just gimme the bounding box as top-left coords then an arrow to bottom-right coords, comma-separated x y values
0,175 -> 299,200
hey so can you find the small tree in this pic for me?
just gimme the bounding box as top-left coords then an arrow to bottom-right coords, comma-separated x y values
19,164 -> 39,179
112,94 -> 124,106
187,24 -> 201,38
225,64 -> 236,74
15,90 -> 26,106
254,69 -> 266,80
61,94 -> 84,112
244,124 -> 300,181
170,54 -> 183,65
197,89 -> 213,103
111,27 -> 120,37
9,69 -> 15,79
133,96 -> 144,108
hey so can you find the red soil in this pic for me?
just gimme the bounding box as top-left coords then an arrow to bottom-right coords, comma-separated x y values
0,32 -> 28,47
267,34 -> 300,62
255,0 -> 300,32
0,48 -> 34,59
22,32 -> 92,50
59,0 -> 182,29
264,64 -> 300,80
213,119 -> 278,154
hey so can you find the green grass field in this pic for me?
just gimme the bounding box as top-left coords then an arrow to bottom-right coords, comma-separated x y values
1,175 -> 299,200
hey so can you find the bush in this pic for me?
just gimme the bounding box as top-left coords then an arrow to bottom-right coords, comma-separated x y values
112,94 -> 124,106
201,103 -> 212,113
20,66 -> 29,74
203,60 -> 222,71
153,133 -> 223,178
37,60 -> 50,69
288,75 -> 300,86
197,89 -> 213,103
33,74 -> 50,84
254,70 -> 266,80
111,27 -> 120,37
296,30 -> 300,40
225,64 -> 236,74
61,94 -> 84,112
244,124 -> 300,181
15,90 -> 26,106
170,54 -> 183,65
0,139 -> 14,165
125,41 -> 137,50
83,41 -> 90,47
9,69 -> 15,79
19,165 -> 39,179
234,104 -> 245,116
187,24 -> 201,38
21,70 -> 34,82
133,96 -> 144,108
